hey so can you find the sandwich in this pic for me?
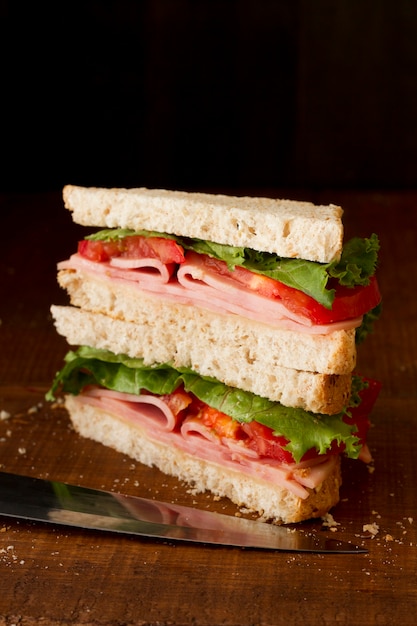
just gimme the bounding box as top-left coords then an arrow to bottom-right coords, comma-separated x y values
47,185 -> 382,524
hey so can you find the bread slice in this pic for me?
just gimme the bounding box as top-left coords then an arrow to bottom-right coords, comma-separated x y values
65,394 -> 342,524
56,270 -> 356,376
51,298 -> 353,414
63,185 -> 344,263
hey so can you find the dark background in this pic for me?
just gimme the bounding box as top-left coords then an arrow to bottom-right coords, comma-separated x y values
2,0 -> 417,194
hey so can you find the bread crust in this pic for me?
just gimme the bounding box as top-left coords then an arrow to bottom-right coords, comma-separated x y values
62,185 -> 344,263
65,394 -> 342,524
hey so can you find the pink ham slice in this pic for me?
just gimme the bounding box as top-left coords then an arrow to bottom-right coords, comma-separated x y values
78,387 -> 339,499
59,253 -> 174,287
83,386 -> 183,432
109,256 -> 175,282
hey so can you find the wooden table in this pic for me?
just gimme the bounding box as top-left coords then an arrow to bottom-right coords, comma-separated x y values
0,189 -> 416,625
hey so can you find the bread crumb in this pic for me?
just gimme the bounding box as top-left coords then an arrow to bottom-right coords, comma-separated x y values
28,404 -> 41,415
321,513 -> 340,528
50,398 -> 64,410
363,522 -> 379,537
0,410 -> 11,421
0,544 -> 23,567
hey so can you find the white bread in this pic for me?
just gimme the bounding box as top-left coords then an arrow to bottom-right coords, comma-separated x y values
51,297 -> 354,414
65,394 -> 342,524
62,185 -> 344,263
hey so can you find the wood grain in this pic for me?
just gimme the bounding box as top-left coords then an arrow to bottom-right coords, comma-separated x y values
0,190 -> 416,625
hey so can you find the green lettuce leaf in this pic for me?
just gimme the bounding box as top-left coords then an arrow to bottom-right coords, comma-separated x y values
46,346 -> 365,463
327,233 -> 380,286
355,302 -> 382,344
86,228 -> 179,242
182,239 -> 247,267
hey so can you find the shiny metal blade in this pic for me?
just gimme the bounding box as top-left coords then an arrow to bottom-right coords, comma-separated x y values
0,472 -> 366,553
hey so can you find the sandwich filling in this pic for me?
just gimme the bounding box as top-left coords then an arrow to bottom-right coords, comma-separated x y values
47,347 -> 381,499
58,230 -> 381,338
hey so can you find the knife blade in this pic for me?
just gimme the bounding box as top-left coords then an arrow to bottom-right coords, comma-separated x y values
0,472 -> 366,553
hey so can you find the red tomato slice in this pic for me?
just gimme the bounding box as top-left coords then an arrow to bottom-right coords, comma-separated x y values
160,387 -> 193,417
242,421 -> 295,463
343,377 -> 382,445
301,276 -> 381,324
123,236 -> 185,264
78,235 -> 185,264
197,404 -> 245,440
78,238 -> 122,262
203,255 -> 381,324
187,399 -> 297,462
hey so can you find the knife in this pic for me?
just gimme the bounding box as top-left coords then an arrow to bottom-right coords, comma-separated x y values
0,472 -> 366,553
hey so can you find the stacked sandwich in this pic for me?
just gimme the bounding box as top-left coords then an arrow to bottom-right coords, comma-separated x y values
47,185 -> 381,524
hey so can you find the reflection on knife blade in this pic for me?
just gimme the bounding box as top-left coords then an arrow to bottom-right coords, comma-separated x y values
0,472 -> 367,553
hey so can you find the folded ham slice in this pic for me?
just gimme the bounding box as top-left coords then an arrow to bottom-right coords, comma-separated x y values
59,253 -> 362,334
